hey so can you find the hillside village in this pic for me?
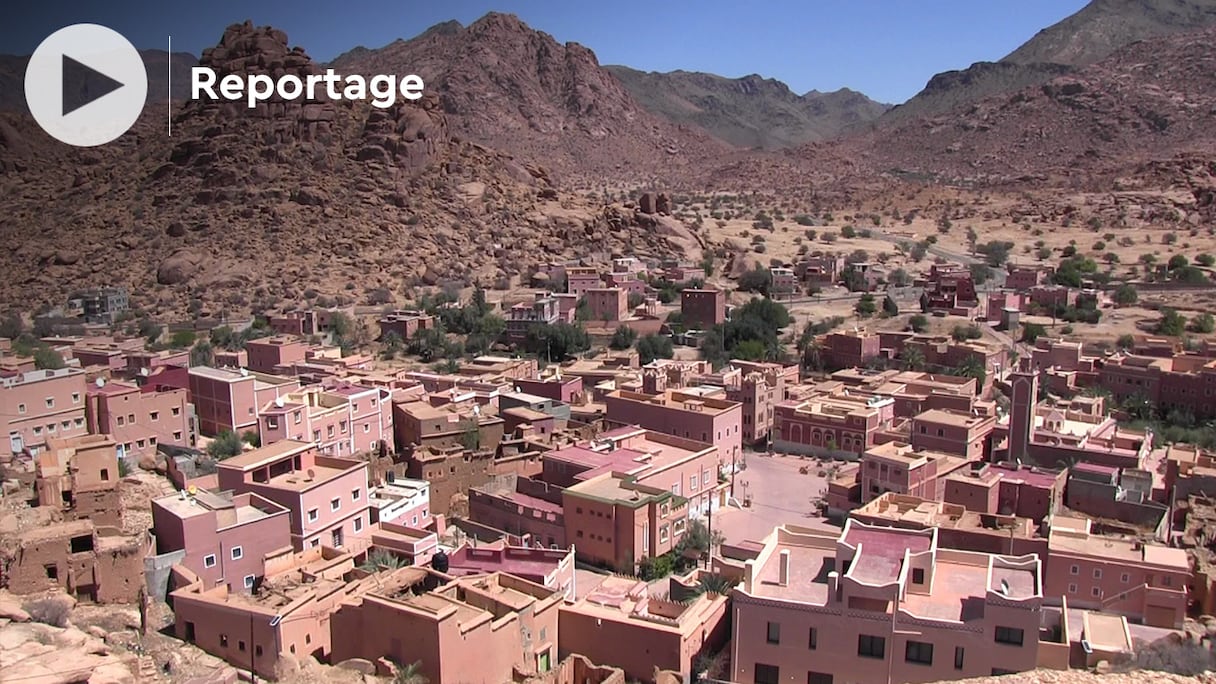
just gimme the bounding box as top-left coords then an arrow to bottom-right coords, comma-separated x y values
3,214 -> 1216,684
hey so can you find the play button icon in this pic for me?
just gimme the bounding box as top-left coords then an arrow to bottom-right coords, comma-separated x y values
24,24 -> 148,147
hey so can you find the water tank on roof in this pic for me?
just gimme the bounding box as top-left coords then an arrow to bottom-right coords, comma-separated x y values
432,550 -> 449,573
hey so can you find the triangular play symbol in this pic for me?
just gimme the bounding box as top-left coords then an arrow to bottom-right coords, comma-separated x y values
62,54 -> 125,116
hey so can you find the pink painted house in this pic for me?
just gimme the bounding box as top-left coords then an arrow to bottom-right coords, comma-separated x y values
187,366 -> 298,437
257,382 -> 393,457
1,367 -> 88,457
730,520 -> 1043,684
152,489 -> 292,591
605,389 -> 742,475
245,337 -> 309,375
86,379 -> 191,461
216,440 -> 371,552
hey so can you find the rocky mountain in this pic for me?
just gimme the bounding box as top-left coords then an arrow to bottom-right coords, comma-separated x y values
837,27 -> 1216,189
0,50 -> 198,111
882,0 -> 1216,125
328,12 -> 726,181
603,67 -> 889,149
0,21 -> 698,319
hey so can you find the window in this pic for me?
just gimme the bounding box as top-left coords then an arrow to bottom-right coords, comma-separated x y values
267,418 -> 278,430
660,525 -> 669,543
766,621 -> 780,644
1121,572 -> 1130,583
994,626 -> 1024,646
754,663 -> 779,684
71,393 -> 80,404
905,640 -> 933,665
47,424 -> 56,432
128,414 -> 135,423
117,416 -> 125,426
45,398 -> 54,408
331,498 -> 340,512
1068,583 -> 1077,594
1070,565 -> 1079,575
672,483 -> 680,496
238,640 -> 246,652
327,425 -> 335,438
807,627 -> 817,650
1093,568 -> 1102,579
307,508 -> 319,523
136,439 -> 145,448
1091,587 -> 1101,597
231,546 -> 243,560
172,407 -> 180,416
17,403 -> 26,414
173,431 -> 182,441
702,471 -> 710,486
220,634 -> 228,648
411,516 -> 418,526
363,424 -> 370,433
204,554 -> 217,568
340,421 -> 348,433
150,411 -> 159,421
243,575 -> 255,589
294,411 -> 302,424
911,568 -> 925,584
858,635 -> 885,659
808,673 -> 833,684
689,475 -> 697,491
33,427 -> 42,435
1164,576 -> 1174,587
354,516 -> 363,533
100,468 -> 110,481
313,430 -> 321,442
352,488 -> 361,501
954,646 -> 964,670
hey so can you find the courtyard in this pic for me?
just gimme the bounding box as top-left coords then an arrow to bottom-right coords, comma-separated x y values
711,450 -> 841,545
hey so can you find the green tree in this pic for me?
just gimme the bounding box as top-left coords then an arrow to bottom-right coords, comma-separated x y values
902,346 -> 926,372
609,325 -> 638,350
1022,322 -> 1047,343
33,347 -> 65,370
1116,334 -> 1136,350
854,294 -> 877,318
699,252 -> 716,277
1168,254 -> 1190,271
170,330 -> 197,349
407,327 -> 448,362
458,424 -> 481,451
524,323 -> 590,362
1191,313 -> 1216,334
888,268 -> 911,287
393,660 -> 429,684
908,314 -> 929,333
190,340 -> 215,367
951,324 -> 982,342
207,430 -> 244,460
636,334 -> 674,365
1112,283 -> 1138,306
737,266 -> 772,296
381,331 -> 404,359
969,262 -> 992,286
953,356 -> 987,390
1157,308 -> 1187,337
241,431 -> 261,448
1197,253 -> 1215,267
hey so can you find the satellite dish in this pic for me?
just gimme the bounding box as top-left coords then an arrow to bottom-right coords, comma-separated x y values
240,368 -> 250,377
139,367 -> 150,377
94,378 -> 105,388
472,405 -> 481,416
275,397 -> 285,408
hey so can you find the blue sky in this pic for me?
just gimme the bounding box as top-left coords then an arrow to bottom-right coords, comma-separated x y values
5,0 -> 1090,104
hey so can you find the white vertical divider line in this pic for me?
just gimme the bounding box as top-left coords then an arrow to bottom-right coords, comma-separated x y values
167,35 -> 172,137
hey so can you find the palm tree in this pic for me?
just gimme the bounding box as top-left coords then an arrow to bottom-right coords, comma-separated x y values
394,661 -> 429,684
901,346 -> 926,372
360,549 -> 405,573
695,573 -> 736,597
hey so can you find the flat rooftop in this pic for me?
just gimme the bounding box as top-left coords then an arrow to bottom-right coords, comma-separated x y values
1082,611 -> 1133,653
566,475 -> 662,505
1049,530 -> 1189,569
915,408 -> 990,428
446,546 -> 565,580
217,440 -> 315,470
843,524 -> 933,585
610,389 -> 739,413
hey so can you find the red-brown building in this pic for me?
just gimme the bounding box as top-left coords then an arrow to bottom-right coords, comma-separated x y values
187,366 -> 298,437
943,461 -> 1066,522
86,378 -> 191,461
562,473 -> 689,572
245,337 -> 309,375
859,441 -> 971,504
680,289 -> 726,329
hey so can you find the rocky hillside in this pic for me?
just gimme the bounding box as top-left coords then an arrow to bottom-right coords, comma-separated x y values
328,12 -> 726,181
0,21 -> 697,320
604,67 -> 889,149
882,0 -> 1216,125
837,27 -> 1216,188
0,50 -> 197,111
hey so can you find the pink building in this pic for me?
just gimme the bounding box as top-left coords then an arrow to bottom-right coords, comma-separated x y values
469,474 -> 566,547
543,426 -> 722,516
859,441 -> 970,504
584,287 -> 629,322
368,478 -> 431,528
152,489 -> 292,591
514,374 -> 585,405
330,570 -> 563,684
86,378 -> 190,461
1006,264 -> 1052,292
1,367 -> 88,457
244,337 -> 309,375
730,521 -> 1044,684
257,382 -> 393,457
943,461 -> 1065,522
187,366 -> 298,437
773,394 -> 894,458
506,293 -> 561,343
604,389 -> 742,475
559,572 -> 730,682
216,440 -> 371,552
1045,516 -> 1189,629
444,542 -> 576,601
377,310 -> 437,341
909,408 -> 996,460
562,473 -> 690,572
566,266 -> 604,297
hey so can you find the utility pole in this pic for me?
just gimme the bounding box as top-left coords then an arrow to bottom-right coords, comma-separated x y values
249,613 -> 257,684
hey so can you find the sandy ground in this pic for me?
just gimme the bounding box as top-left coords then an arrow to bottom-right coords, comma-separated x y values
711,452 -> 841,545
